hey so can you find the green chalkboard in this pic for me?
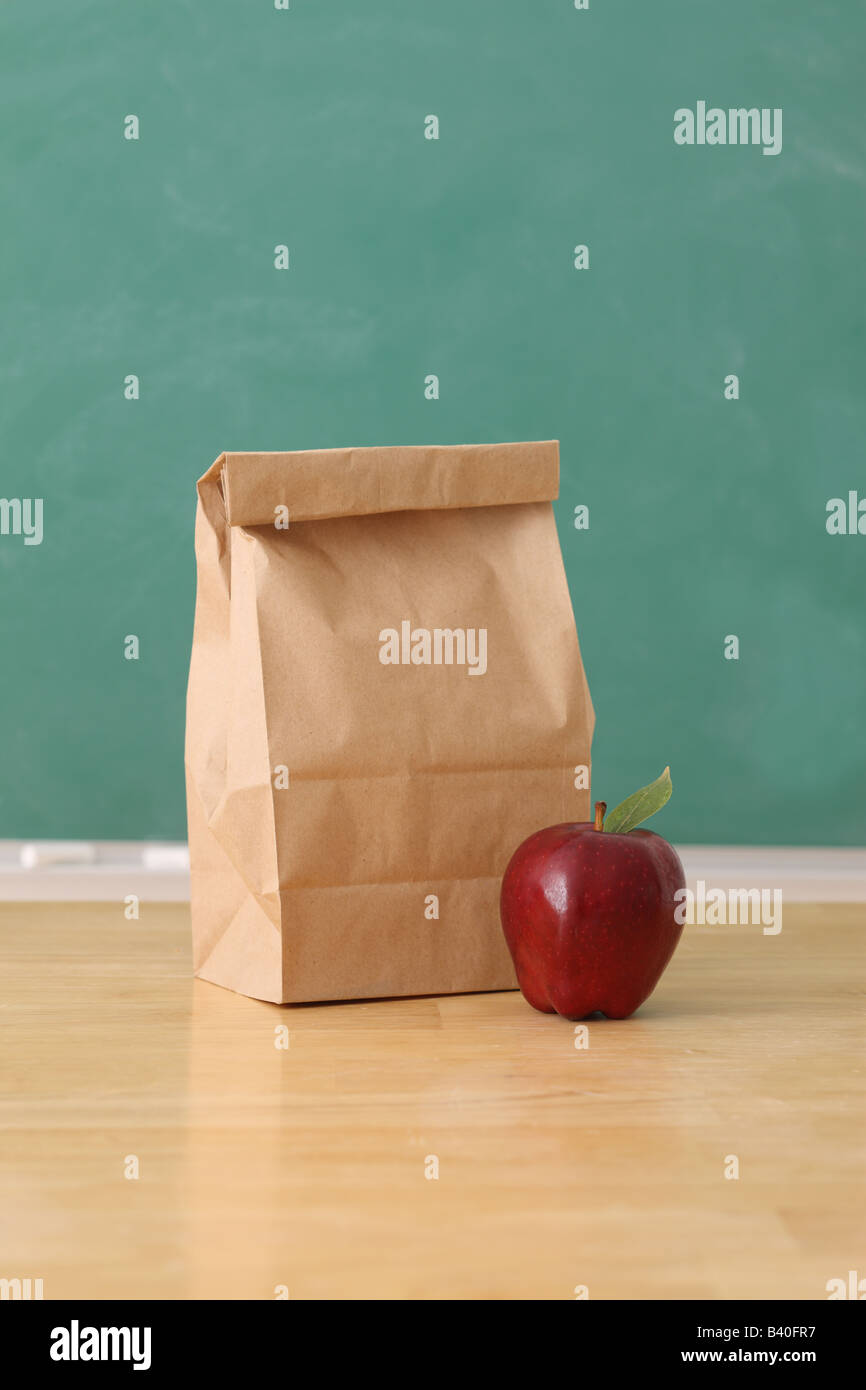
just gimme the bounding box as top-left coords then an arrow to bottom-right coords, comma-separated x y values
0,1 -> 863,846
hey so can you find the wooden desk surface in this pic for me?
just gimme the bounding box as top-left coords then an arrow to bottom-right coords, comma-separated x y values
0,902 -> 863,1300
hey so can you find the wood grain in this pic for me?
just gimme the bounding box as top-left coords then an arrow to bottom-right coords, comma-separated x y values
0,902 -> 863,1300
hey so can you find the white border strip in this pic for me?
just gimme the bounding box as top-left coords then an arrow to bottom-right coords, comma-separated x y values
675,846 -> 866,904
0,841 -> 863,903
0,841 -> 191,902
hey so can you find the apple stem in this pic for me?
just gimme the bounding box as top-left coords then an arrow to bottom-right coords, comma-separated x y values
594,801 -> 606,832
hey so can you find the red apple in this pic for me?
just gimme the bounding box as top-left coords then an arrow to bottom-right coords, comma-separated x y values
500,784 -> 685,1020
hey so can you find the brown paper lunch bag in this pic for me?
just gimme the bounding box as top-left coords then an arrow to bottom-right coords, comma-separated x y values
185,441 -> 593,1003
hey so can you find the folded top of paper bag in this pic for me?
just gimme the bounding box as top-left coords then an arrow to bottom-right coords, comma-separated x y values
203,440 -> 559,526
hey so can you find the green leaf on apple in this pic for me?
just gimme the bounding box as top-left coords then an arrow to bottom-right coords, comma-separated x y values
603,767 -> 672,835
